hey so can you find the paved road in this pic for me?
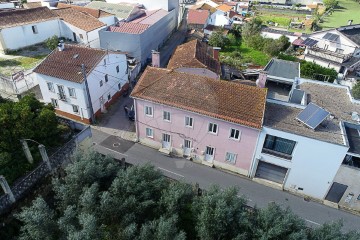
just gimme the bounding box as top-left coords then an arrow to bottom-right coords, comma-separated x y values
90,129 -> 360,232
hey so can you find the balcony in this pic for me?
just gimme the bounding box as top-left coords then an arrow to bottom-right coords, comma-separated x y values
262,148 -> 293,160
306,47 -> 352,64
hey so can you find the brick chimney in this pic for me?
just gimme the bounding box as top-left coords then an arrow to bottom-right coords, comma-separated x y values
256,71 -> 267,88
213,47 -> 221,61
151,50 -> 160,68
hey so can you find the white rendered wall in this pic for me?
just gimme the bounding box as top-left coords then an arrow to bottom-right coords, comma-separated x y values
209,10 -> 230,27
99,16 -> 116,26
251,127 -> 349,200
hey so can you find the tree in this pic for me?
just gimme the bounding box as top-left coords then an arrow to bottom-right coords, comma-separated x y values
242,18 -> 263,44
300,61 -> 338,82
277,35 -> 290,51
208,31 -> 229,48
45,35 -> 59,50
230,24 -> 242,39
323,0 -> 338,9
352,81 -> 360,99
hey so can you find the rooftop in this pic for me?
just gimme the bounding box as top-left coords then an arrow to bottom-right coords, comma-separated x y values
337,24 -> 360,47
23,2 -> 42,9
192,3 -> 217,14
85,1 -> 137,19
56,3 -> 113,18
0,7 -> 57,29
344,122 -> 360,155
264,59 -> 300,80
264,80 -> 360,145
34,44 -> 109,83
131,67 -> 267,129
167,40 -> 221,75
188,9 -> 209,25
216,4 -> 233,12
53,8 -> 105,32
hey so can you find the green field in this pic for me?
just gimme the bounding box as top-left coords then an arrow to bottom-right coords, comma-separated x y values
321,0 -> 360,29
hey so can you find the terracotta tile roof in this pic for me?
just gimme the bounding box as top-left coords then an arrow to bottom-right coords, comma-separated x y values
0,7 -> 58,29
34,44 -> 107,83
131,67 -> 267,129
167,40 -> 221,75
188,9 -> 209,25
86,1 -> 136,19
53,8 -> 105,32
108,22 -> 149,34
56,3 -> 113,18
217,4 -> 233,12
192,3 -> 217,14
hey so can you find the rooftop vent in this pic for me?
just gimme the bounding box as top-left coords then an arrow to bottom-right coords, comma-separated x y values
73,54 -> 79,59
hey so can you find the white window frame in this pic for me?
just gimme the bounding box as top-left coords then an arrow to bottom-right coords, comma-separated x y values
229,128 -> 241,141
163,111 -> 171,122
68,87 -> 76,98
146,127 -> 153,138
72,104 -> 79,114
185,116 -> 193,128
208,122 -> 218,134
51,98 -> 58,108
184,139 -> 192,148
225,152 -> 237,164
145,106 -> 153,117
47,82 -> 54,92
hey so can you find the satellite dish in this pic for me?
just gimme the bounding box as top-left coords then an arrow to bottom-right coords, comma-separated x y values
351,112 -> 360,122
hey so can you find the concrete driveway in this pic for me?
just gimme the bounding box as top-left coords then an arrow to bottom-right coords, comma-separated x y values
92,95 -> 136,141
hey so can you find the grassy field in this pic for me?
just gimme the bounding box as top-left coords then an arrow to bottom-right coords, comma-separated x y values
0,55 -> 46,76
321,0 -> 360,29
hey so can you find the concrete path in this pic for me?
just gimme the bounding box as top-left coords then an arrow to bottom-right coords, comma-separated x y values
90,129 -> 360,232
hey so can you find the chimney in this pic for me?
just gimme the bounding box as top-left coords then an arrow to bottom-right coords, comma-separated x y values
256,71 -> 267,88
348,20 -> 353,25
151,50 -> 160,68
57,40 -> 64,51
213,47 -> 221,61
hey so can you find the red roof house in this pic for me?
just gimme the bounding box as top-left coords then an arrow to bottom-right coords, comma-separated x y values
187,9 -> 209,30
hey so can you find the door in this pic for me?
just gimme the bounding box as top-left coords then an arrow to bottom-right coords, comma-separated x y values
162,133 -> 171,149
73,32 -> 77,42
205,146 -> 215,162
183,139 -> 192,156
255,161 -> 287,184
325,182 -> 348,203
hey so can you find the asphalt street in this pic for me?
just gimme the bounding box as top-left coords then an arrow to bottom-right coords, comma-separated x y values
90,128 -> 360,232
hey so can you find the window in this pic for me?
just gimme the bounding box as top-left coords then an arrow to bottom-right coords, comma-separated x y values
47,82 -> 54,92
145,106 -> 153,117
105,74 -> 108,83
51,98 -> 58,108
72,104 -> 79,114
79,34 -> 83,39
31,25 -> 38,34
184,139 -> 192,148
229,128 -> 240,140
185,116 -> 193,128
208,122 -> 218,134
103,59 -> 106,65
68,87 -> 76,98
324,44 -> 329,50
205,146 -> 214,155
163,111 -> 171,121
116,65 -> 120,73
118,83 -> 121,90
57,85 -> 66,100
107,93 -> 111,100
225,152 -> 237,164
262,135 -> 296,160
100,80 -> 103,87
146,128 -> 153,138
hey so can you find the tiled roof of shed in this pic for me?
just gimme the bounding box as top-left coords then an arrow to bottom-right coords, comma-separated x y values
0,7 -> 58,29
109,22 -> 149,34
56,3 -> 113,18
167,40 -> 221,75
131,67 -> 267,129
188,9 -> 209,25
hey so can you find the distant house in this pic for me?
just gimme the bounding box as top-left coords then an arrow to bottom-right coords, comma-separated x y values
251,77 -> 360,203
131,66 -> 267,176
52,8 -> 107,48
167,39 -> 221,79
187,9 -> 209,31
303,24 -> 360,78
208,4 -> 233,27
56,3 -> 116,26
99,9 -> 177,66
34,44 -> 129,124
0,7 -> 60,53
236,1 -> 249,15
0,2 -> 15,9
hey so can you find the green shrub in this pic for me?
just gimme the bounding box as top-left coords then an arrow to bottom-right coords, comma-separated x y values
300,61 -> 338,82
352,82 -> 360,99
45,35 -> 59,50
278,53 -> 298,62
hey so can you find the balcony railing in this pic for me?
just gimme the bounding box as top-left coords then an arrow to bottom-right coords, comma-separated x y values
307,47 -> 352,63
261,148 -> 292,160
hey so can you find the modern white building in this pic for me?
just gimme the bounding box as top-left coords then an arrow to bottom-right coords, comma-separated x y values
251,78 -> 360,201
34,44 -> 129,124
0,7 -> 60,53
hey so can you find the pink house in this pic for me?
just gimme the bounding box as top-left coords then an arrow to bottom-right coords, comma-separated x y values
131,67 -> 267,176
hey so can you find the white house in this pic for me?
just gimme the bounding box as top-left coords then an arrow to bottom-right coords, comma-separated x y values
52,8 -> 107,48
303,24 -> 360,78
251,77 -> 360,202
34,44 -> 129,124
208,4 -> 233,27
0,7 -> 60,53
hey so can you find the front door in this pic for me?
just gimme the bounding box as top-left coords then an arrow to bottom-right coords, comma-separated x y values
205,146 -> 215,162
162,133 -> 171,149
183,139 -> 192,156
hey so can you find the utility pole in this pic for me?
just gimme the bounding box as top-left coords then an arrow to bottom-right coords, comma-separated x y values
20,139 -> 33,164
82,64 -> 95,124
0,176 -> 15,203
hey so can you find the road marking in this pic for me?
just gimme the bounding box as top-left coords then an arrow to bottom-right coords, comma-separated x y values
305,219 -> 321,226
158,167 -> 185,178
100,145 -> 128,157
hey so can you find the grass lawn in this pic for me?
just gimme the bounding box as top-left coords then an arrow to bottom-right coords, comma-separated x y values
0,55 -> 46,76
321,0 -> 360,29
256,11 -> 306,27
